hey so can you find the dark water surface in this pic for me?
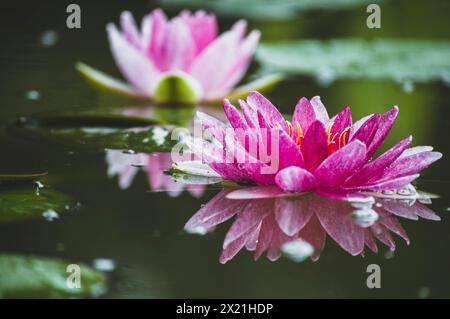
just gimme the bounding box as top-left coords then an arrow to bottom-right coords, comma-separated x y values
0,0 -> 449,298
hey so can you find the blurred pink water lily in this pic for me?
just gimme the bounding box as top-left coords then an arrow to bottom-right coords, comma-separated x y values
106,151 -> 204,198
77,9 -> 281,103
179,91 -> 442,201
185,190 -> 440,263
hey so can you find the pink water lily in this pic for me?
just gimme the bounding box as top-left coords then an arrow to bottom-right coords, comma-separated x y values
77,9 -> 280,103
185,190 -> 439,263
182,91 -> 441,200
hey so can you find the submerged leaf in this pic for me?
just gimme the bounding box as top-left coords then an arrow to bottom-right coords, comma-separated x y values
256,39 -> 450,85
0,254 -> 107,298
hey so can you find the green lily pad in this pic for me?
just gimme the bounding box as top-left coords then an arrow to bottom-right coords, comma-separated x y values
0,172 -> 48,183
0,184 -> 78,223
161,0 -> 377,19
0,254 -> 107,298
256,39 -> 450,86
7,108 -> 192,153
153,73 -> 200,104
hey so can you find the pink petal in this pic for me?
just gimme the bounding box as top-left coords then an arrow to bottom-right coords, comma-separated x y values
300,120 -> 328,172
371,223 -> 396,251
222,99 -> 249,129
276,129 -> 304,170
187,184 -> 206,198
107,23 -> 161,95
156,17 -> 197,71
220,224 -> 259,264
315,199 -> 365,256
226,186 -> 291,200
292,97 -> 317,136
374,151 -> 442,181
180,10 -> 217,54
185,190 -> 246,231
345,136 -> 412,186
275,166 -> 317,192
254,216 -> 275,260
363,174 -> 420,191
247,91 -> 288,132
365,106 -> 399,160
120,11 -> 142,49
350,114 -> 380,147
399,146 -> 433,159
364,229 -> 378,253
185,137 -> 246,181
147,9 -> 168,64
310,96 -> 329,124
223,199 -> 273,248
189,25 -> 242,99
314,188 -> 373,202
298,215 -> 326,252
239,99 -> 258,128
330,107 -> 352,136
275,197 -> 313,236
195,111 -> 227,144
314,140 -> 367,187
219,30 -> 261,94
377,212 -> 410,243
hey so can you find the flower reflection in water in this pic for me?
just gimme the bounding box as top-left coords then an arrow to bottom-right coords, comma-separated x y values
106,151 -> 205,198
184,187 -> 440,263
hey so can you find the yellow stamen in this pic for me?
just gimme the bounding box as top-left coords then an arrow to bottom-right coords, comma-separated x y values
286,120 -> 293,137
338,127 -> 351,148
295,121 -> 303,145
326,122 -> 335,144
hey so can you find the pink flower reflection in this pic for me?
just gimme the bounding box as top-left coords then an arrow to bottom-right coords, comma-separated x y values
184,189 -> 440,263
106,151 -> 204,198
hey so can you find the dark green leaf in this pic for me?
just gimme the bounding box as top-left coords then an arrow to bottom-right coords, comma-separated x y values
0,184 -> 78,223
256,39 -> 450,86
7,108 -> 194,153
0,172 -> 48,183
0,254 -> 107,298
161,0 -> 377,19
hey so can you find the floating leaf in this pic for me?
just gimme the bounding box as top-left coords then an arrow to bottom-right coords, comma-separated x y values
7,108 -> 192,153
0,254 -> 107,298
161,0 -> 377,19
256,39 -> 450,85
0,184 -> 77,223
0,172 -> 48,183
